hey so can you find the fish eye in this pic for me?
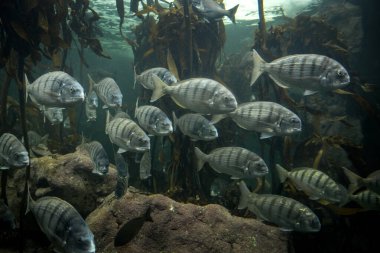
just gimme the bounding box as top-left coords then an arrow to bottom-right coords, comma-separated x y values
70,87 -> 76,94
290,118 -> 299,123
336,70 -> 345,78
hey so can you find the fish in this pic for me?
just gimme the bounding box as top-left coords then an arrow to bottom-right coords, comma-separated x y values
349,190 -> 380,210
178,0 -> 239,23
44,107 -> 64,125
85,102 -> 97,122
114,207 -> 153,247
276,164 -> 348,204
0,199 -> 17,231
31,144 -> 52,157
25,71 -> 85,108
343,167 -> 380,195
134,67 -> 178,90
115,175 -> 129,199
172,112 -> 218,141
77,141 -> 109,175
139,151 -> 152,180
194,147 -> 268,179
27,130 -> 48,147
88,74 -> 123,109
115,153 -> 129,178
210,177 -> 229,197
151,74 -> 237,114
26,191 -> 96,253
250,49 -> 350,95
0,133 -> 29,170
238,181 -> 321,232
106,111 -> 150,153
212,101 -> 302,139
135,101 -> 173,136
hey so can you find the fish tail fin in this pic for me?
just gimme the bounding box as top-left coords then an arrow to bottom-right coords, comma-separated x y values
194,147 -> 207,172
135,97 -> 139,118
150,74 -> 168,102
210,114 -> 228,124
227,4 -> 239,24
342,167 -> 363,192
276,164 -> 289,183
172,111 -> 178,131
238,180 -> 250,209
24,74 -> 30,102
251,49 -> 267,86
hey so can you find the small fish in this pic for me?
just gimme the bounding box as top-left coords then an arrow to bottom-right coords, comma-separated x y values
85,102 -> 97,122
195,147 -> 268,179
212,101 -> 302,139
276,164 -> 348,204
26,191 -> 96,253
25,71 -> 85,108
173,112 -> 218,141
115,175 -> 129,199
115,153 -> 129,178
179,0 -> 239,23
27,130 -> 48,147
0,133 -> 29,170
87,90 -> 99,108
238,181 -> 321,232
210,177 -> 229,197
139,151 -> 152,180
349,190 -> 380,210
44,107 -> 64,125
77,141 -> 109,175
343,167 -> 380,195
31,144 -> 52,157
151,74 -> 237,114
135,101 -> 173,136
88,74 -> 123,109
250,49 -> 350,95
114,207 -> 153,247
106,111 -> 150,153
135,67 -> 178,89
0,199 -> 17,231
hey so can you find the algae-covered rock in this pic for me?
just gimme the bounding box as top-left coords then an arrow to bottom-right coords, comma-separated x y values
87,188 -> 288,253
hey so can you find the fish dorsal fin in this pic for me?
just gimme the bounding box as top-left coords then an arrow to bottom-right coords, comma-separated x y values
268,74 -> 289,89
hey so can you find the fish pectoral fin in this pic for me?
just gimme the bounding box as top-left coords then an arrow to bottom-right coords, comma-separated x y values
171,97 -> 186,109
268,74 -> 289,89
230,176 -> 241,180
260,132 -> 275,139
44,91 -> 61,97
303,90 -> 318,96
279,227 -> 294,232
117,148 -> 127,154
0,166 -> 10,170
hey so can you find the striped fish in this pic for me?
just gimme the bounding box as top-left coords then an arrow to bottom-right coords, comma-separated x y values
114,153 -> 129,198
251,49 -> 350,95
25,71 -> 85,108
106,111 -> 150,153
343,167 -> 380,195
151,75 -> 237,114
85,102 -> 97,122
276,164 -> 348,204
0,133 -> 29,170
77,141 -> 109,175
88,74 -> 123,109
85,90 -> 98,122
195,147 -> 268,179
135,102 -> 173,136
212,101 -> 302,139
238,181 -> 321,232
44,107 -> 64,125
26,193 -> 95,253
27,131 -> 48,147
135,67 -> 177,89
115,175 -> 129,199
139,151 -> 151,180
349,190 -> 380,210
173,112 -> 218,141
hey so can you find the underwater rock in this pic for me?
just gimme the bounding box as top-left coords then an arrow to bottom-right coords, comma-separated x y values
87,188 -> 288,253
9,151 -> 117,217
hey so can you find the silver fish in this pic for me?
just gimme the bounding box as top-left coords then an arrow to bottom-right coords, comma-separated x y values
343,167 -> 380,195
210,177 -> 229,197
85,102 -> 97,122
139,151 -> 151,180
0,133 -> 29,170
77,141 -> 109,175
179,0 -> 239,23
44,107 -> 64,125
25,71 -> 85,108
349,190 -> 380,210
87,90 -> 98,108
106,111 -> 150,153
195,147 -> 268,179
251,49 -> 350,95
88,74 -> 123,109
0,199 -> 17,230
135,67 -> 177,90
27,193 -> 96,253
212,101 -> 302,139
173,112 -> 218,141
151,75 -> 237,114
276,164 -> 348,204
238,181 -> 321,232
135,103 -> 173,136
